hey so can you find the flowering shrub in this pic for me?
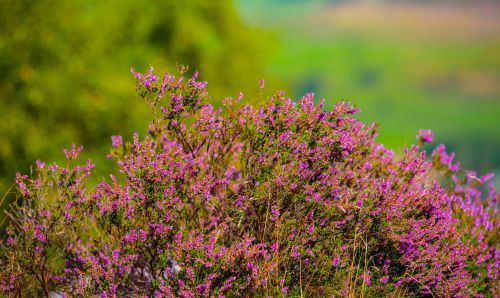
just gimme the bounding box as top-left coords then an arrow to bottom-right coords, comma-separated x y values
1,67 -> 498,297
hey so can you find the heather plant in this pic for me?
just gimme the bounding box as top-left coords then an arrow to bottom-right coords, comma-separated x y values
0,67 -> 498,297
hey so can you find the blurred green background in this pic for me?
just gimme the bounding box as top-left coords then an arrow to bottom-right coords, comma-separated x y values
237,0 -> 500,185
1,0 -> 499,227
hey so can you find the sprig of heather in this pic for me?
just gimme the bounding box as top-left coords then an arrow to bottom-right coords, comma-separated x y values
0,67 -> 498,297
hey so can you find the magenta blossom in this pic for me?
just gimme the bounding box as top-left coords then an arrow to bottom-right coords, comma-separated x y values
111,135 -> 123,147
417,129 -> 433,143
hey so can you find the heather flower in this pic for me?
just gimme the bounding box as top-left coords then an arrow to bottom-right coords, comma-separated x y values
5,238 -> 13,246
379,276 -> 389,284
480,172 -> 494,183
111,135 -> 122,147
331,256 -> 340,267
417,129 -> 433,143
34,225 -> 46,242
270,206 -> 279,221
63,144 -> 83,160
35,160 -> 45,169
48,164 -> 58,172
361,271 -> 372,285
432,143 -> 460,171
130,67 -> 142,79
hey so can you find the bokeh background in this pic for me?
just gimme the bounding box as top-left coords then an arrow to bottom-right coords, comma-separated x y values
237,0 -> 500,185
0,0 -> 271,194
1,0 -> 499,228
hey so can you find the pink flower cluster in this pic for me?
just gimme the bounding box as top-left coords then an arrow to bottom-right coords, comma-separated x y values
1,67 -> 498,297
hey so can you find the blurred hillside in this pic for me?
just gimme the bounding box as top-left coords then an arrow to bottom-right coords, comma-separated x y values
0,0 -> 271,195
236,0 -> 500,186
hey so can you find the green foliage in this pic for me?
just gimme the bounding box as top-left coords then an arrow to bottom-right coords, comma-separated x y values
0,0 -> 268,194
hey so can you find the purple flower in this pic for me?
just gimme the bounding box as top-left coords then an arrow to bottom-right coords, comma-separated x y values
35,225 -> 46,242
35,160 -> 45,169
417,129 -> 433,143
5,237 -> 13,246
331,256 -> 340,267
361,271 -> 372,285
111,135 -> 122,147
112,249 -> 120,262
123,230 -> 137,243
48,164 -> 58,172
270,207 -> 280,221
170,93 -> 184,112
130,67 -> 142,79
298,160 -> 309,171
432,144 -> 460,171
63,144 -> 83,160
379,276 -> 389,284
480,172 -> 494,183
